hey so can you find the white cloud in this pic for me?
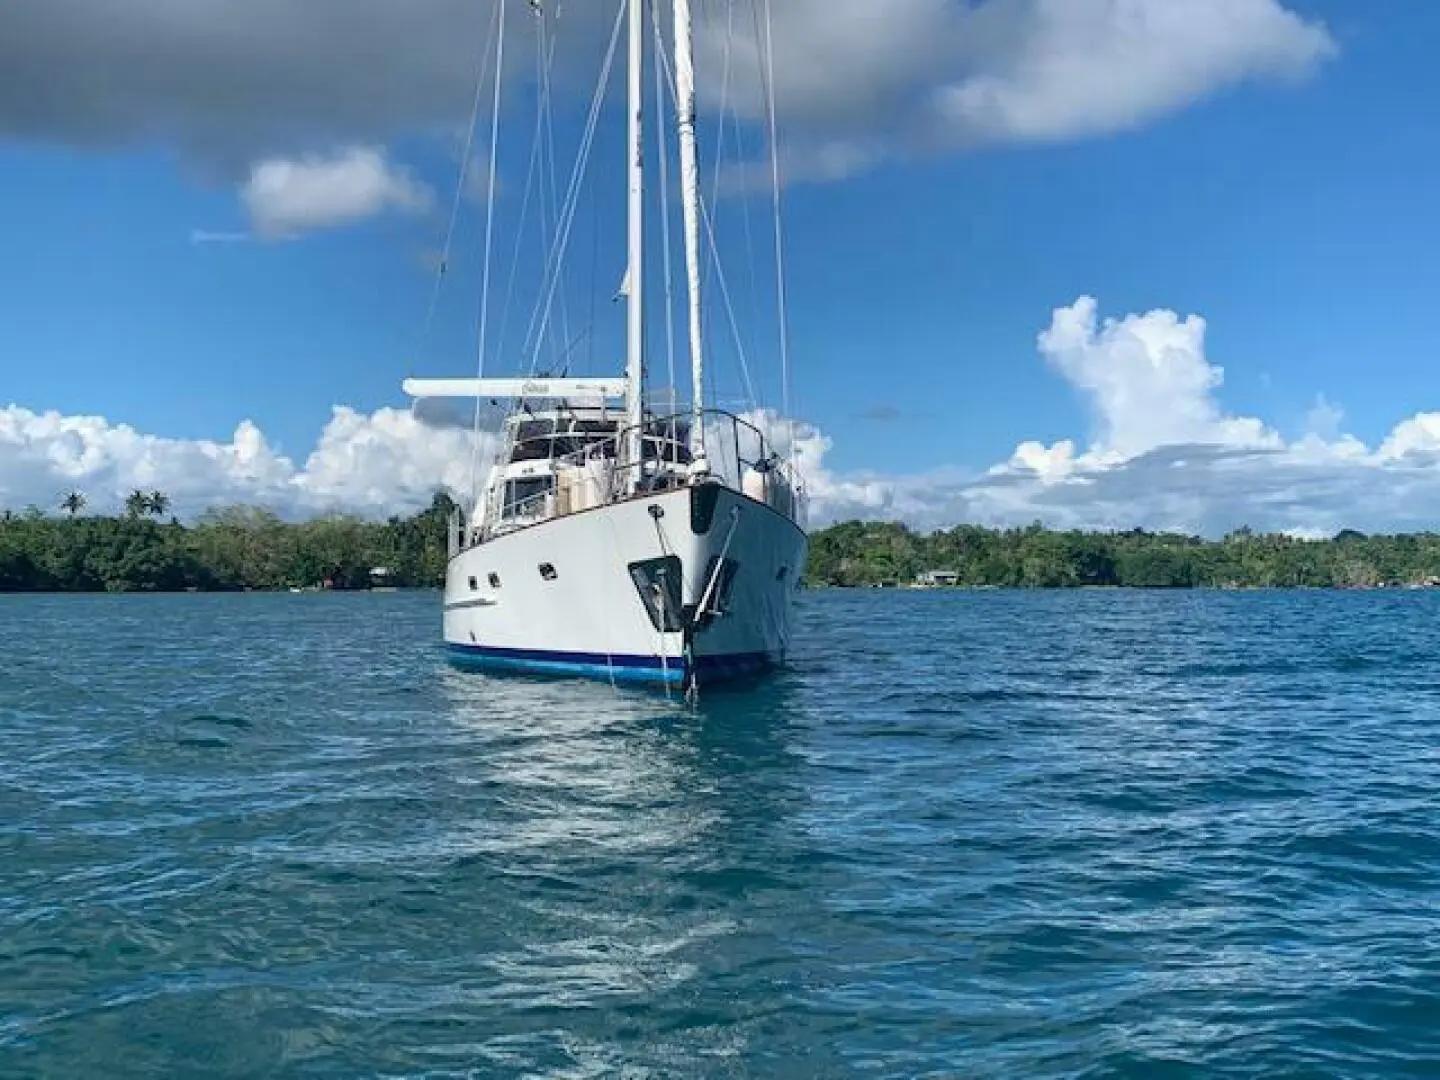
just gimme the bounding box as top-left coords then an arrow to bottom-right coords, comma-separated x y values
786,296 -> 1440,537
9,299 -> 1440,539
1305,394 -> 1345,440
1034,296 -> 1280,464
240,146 -> 433,238
0,1 -> 1335,191
724,409 -> 897,526
0,404 -> 490,520
1378,413 -> 1440,463
934,0 -> 1333,144
706,0 -> 1336,183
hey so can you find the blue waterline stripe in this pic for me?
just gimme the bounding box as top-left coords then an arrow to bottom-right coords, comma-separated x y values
445,643 -> 774,685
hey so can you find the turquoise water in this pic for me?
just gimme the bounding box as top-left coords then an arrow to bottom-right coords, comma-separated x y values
3,589 -> 1440,1078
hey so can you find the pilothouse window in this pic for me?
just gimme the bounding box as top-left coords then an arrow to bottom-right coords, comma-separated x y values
642,420 -> 692,466
507,417 -> 620,463
502,477 -> 554,517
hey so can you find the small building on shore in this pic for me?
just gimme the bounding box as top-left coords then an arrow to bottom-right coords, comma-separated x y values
914,570 -> 960,588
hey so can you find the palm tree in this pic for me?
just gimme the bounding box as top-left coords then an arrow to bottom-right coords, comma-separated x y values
146,491 -> 171,518
125,489 -> 149,518
60,490 -> 87,518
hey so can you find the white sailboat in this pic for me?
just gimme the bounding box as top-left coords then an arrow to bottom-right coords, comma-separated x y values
405,0 -> 807,692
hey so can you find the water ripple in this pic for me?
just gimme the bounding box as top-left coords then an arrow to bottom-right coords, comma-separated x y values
2,590 -> 1440,1076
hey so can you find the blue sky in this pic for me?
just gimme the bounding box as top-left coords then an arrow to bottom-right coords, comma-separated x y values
3,0 -> 1440,534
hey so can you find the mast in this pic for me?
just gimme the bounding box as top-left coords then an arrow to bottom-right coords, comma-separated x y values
624,0 -> 646,486
671,0 -> 706,463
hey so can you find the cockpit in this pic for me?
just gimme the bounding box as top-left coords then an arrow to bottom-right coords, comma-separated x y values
482,409 -> 698,532
502,411 -> 693,467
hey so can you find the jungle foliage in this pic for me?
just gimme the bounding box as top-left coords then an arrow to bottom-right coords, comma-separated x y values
804,521 -> 1440,589
5,495 -> 1438,592
0,493 -> 457,592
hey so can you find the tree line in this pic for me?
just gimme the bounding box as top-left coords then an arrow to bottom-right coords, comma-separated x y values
0,492 -> 456,592
806,520 -> 1440,589
6,495 -> 1440,592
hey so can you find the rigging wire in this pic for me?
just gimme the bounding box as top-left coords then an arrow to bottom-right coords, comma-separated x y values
493,4 -> 559,378
757,0 -> 798,461
410,1 -> 501,379
727,5 -> 765,413
706,0 -> 735,266
698,197 -> 758,411
522,0 -> 627,375
651,19 -> 759,415
467,0 -> 509,505
538,9 -> 574,374
703,0 -> 749,416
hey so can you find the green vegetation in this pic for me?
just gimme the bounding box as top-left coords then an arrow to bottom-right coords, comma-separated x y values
805,521 -> 1440,589
0,493 -> 457,592
6,495 -> 1440,593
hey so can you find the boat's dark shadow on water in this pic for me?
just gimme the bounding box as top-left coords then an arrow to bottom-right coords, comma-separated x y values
439,655 -> 804,719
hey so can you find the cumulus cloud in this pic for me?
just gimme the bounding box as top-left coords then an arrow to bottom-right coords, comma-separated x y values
1032,296 -> 1280,465
1305,394 -> 1345,440
727,409 -> 897,527
241,146 -> 433,238
704,0 -> 1336,183
933,0 -> 1333,143
11,294 -> 1440,539
0,1 -> 556,162
0,405 -> 491,520
805,296 -> 1440,537
0,0 -> 1335,191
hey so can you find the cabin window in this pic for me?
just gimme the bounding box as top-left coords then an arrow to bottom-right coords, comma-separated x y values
488,572 -> 501,588
468,576 -> 479,591
508,419 -> 559,463
628,556 -> 684,633
539,563 -> 558,582
776,566 -> 789,582
642,431 -> 693,466
507,418 -> 621,463
502,477 -> 554,517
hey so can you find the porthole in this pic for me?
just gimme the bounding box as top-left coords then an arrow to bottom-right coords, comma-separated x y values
489,572 -> 501,588
539,563 -> 558,581
468,576 -> 479,591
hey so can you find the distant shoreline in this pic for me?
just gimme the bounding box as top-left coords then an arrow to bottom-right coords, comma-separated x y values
7,507 -> 1440,593
0,499 -> 456,593
806,521 -> 1440,590
816,582 -> 1437,592
6,583 -> 1436,597
0,586 -> 443,595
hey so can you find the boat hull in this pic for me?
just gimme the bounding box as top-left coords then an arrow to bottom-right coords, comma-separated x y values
441,483 -> 807,689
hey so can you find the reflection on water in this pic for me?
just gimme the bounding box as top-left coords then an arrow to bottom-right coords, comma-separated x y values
422,664 -> 818,1074
6,590 -> 1440,1077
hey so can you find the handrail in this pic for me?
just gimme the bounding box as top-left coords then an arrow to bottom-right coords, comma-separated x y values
472,408 -> 807,543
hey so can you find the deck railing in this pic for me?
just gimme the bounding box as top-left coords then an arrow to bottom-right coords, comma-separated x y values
471,409 -> 807,543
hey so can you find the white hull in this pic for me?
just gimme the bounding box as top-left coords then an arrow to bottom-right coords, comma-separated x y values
442,482 -> 807,688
